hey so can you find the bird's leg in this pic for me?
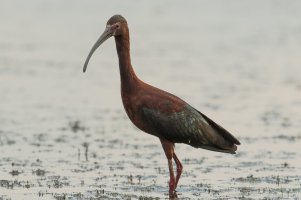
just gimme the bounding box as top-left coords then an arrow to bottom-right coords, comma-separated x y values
160,138 -> 177,198
167,159 -> 176,198
173,153 -> 183,188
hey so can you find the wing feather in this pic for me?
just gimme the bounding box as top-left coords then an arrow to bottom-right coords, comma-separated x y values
142,104 -> 240,154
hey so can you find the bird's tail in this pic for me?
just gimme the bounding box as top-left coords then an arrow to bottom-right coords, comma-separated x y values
192,108 -> 240,154
197,144 -> 238,154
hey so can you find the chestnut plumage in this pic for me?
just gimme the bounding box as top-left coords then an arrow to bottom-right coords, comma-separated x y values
83,15 -> 240,198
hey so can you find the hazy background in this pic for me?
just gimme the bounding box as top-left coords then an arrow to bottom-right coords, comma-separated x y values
0,0 -> 301,199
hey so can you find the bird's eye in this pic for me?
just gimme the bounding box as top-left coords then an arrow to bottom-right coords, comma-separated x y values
116,24 -> 120,29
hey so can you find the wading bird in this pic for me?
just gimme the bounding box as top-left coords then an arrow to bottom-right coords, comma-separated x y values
83,15 -> 240,198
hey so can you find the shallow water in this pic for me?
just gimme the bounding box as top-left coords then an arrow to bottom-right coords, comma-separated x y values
1,0 -> 301,199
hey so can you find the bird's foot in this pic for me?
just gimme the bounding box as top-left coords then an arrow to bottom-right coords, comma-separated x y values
169,190 -> 178,199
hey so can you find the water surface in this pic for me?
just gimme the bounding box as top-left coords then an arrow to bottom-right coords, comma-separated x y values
0,0 -> 301,199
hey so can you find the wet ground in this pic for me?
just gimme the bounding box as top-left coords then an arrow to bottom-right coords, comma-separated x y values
1,0 -> 301,199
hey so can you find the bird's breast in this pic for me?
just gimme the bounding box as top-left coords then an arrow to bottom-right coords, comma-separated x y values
121,93 -> 151,133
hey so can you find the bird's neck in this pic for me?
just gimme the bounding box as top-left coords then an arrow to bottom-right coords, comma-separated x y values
115,33 -> 139,93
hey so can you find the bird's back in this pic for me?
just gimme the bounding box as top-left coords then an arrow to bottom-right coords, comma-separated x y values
123,82 -> 240,154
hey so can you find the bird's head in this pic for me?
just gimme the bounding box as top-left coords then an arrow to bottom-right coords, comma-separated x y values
83,15 -> 128,72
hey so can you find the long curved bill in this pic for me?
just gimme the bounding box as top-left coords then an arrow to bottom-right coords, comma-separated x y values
83,27 -> 113,72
